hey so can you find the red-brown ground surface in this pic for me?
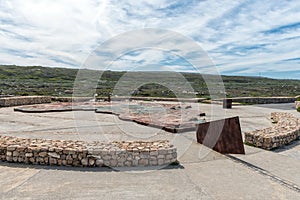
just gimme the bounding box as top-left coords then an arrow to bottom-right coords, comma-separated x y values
14,101 -> 205,133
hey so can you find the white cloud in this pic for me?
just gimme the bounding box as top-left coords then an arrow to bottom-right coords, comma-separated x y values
0,0 -> 299,79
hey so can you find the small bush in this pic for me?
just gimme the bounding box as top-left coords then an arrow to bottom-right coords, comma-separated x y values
297,106 -> 300,112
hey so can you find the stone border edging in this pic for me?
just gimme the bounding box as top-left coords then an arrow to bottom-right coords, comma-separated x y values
244,112 -> 300,150
0,135 -> 177,168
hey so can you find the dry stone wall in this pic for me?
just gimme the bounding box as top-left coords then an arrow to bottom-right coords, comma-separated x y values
0,96 -> 51,107
244,112 -> 300,149
0,136 -> 177,168
230,97 -> 296,104
51,97 -> 93,102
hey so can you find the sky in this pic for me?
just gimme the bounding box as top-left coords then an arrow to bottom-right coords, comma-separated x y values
0,0 -> 299,79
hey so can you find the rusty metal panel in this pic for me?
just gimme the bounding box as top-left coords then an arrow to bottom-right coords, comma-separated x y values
196,116 -> 245,154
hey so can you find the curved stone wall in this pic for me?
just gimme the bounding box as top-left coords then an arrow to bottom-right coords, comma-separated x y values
244,112 -> 300,150
0,136 -> 177,168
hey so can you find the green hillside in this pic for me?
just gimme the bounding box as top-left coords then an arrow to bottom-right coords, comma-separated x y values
0,65 -> 299,98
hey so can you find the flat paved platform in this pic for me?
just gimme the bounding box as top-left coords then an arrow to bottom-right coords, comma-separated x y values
0,102 -> 299,199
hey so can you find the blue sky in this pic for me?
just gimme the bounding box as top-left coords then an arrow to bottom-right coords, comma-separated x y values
0,0 -> 299,79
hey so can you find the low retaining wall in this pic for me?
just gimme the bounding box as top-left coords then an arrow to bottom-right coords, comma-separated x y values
0,136 -> 177,167
96,96 -> 205,103
51,97 -> 93,102
0,96 -> 51,107
244,112 -> 300,150
230,97 -> 296,104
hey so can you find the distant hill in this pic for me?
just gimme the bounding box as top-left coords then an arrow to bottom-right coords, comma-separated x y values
0,65 -> 299,98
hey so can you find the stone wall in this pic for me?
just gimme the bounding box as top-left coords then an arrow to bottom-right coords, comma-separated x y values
296,101 -> 300,109
230,97 -> 296,104
97,96 -> 205,103
0,136 -> 177,167
244,112 -> 300,150
0,96 -> 51,107
51,97 -> 93,102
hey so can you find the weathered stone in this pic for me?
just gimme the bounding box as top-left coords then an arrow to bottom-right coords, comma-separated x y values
110,160 -> 117,167
6,151 -> 12,156
138,159 -> 149,166
12,151 -> 19,157
150,160 -> 158,165
37,157 -> 44,162
165,154 -> 173,160
158,159 -> 165,165
81,158 -> 88,166
25,153 -> 33,157
13,157 -> 18,162
49,157 -> 57,165
39,152 -> 48,157
7,145 -> 18,151
103,160 -> 110,166
67,159 -> 73,165
66,155 -> 72,161
48,152 -> 60,159
132,160 -> 138,166
95,159 -> 104,166
62,160 -> 67,165
89,159 -> 95,166
124,161 -> 132,167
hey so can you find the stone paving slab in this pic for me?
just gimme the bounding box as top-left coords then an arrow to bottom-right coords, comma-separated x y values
1,143 -> 300,200
184,159 -> 300,200
0,102 -> 300,199
233,145 -> 300,187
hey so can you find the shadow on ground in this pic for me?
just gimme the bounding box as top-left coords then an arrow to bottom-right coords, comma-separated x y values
0,161 -> 184,172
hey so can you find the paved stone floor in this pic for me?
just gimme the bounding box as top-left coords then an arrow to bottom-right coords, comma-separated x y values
0,102 -> 299,199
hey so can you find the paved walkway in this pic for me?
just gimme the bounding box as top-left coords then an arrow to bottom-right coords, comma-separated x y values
0,103 -> 299,199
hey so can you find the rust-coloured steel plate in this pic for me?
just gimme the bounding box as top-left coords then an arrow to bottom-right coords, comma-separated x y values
196,116 -> 245,154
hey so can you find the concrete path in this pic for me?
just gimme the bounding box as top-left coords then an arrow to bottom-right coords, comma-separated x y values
0,102 -> 299,199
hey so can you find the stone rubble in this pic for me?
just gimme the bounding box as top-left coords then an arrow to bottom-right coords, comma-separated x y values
244,112 -> 300,149
0,136 -> 177,167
